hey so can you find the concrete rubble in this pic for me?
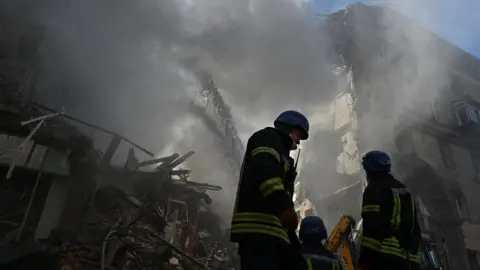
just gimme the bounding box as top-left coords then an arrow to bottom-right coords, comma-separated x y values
0,12 -> 236,268
0,105 -> 235,270
55,152 -> 226,270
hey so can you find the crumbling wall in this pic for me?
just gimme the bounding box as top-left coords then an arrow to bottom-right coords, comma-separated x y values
34,178 -> 70,239
326,4 -> 477,268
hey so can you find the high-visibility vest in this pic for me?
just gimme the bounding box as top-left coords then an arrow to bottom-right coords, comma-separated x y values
230,128 -> 294,244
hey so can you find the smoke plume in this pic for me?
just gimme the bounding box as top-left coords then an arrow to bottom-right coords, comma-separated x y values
16,0 -> 341,223
7,0 -> 472,227
354,2 -> 454,152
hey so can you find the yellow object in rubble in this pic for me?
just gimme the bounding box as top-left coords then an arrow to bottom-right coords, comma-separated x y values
325,215 -> 357,270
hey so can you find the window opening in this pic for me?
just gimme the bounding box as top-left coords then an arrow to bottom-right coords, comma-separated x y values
453,193 -> 469,221
439,140 -> 458,170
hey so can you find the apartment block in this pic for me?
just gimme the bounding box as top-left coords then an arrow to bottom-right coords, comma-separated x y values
298,3 -> 480,269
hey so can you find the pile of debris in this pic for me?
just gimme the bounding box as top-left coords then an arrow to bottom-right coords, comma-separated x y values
0,148 -> 231,270
0,101 -> 236,269
53,150 -> 229,270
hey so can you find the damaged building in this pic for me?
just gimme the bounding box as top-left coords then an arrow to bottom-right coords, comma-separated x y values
53,151 -> 225,270
0,4 -> 232,269
4,1 -> 480,269
294,3 -> 480,270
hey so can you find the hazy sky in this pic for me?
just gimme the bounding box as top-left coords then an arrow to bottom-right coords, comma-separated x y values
310,0 -> 480,58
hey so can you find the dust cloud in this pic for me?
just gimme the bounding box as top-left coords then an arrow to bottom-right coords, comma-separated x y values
294,1 -> 472,226
351,1 -> 460,152
17,0 -> 341,224
8,0 -> 467,227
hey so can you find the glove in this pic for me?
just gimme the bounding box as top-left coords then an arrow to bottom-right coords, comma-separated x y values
279,208 -> 299,229
360,264 -> 372,270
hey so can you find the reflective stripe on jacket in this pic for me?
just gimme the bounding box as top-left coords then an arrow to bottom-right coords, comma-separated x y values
231,212 -> 290,243
359,174 -> 422,266
231,127 -> 295,245
361,236 -> 420,263
302,245 -> 341,270
304,253 -> 341,270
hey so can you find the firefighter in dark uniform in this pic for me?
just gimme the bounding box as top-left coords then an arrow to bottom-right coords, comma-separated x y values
299,216 -> 341,270
230,110 -> 310,270
359,151 -> 422,270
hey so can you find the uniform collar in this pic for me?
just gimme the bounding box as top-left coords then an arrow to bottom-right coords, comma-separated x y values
368,172 -> 394,184
266,127 -> 293,153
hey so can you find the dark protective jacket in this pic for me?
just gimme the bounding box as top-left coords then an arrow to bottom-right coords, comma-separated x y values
301,244 -> 341,270
230,127 -> 297,246
360,173 -> 422,269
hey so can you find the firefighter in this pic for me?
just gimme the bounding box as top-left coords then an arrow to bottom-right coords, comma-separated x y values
299,216 -> 341,270
359,150 -> 422,270
230,110 -> 310,270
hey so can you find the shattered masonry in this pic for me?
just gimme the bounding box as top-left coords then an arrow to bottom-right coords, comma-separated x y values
0,103 -> 233,269
0,10 -> 233,269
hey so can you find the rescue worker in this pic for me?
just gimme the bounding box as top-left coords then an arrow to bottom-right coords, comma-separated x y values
299,216 -> 341,270
359,150 -> 421,270
230,110 -> 310,270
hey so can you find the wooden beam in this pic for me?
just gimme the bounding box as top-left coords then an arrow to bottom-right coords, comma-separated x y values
33,102 -> 155,156
101,135 -> 121,166
167,151 -> 195,169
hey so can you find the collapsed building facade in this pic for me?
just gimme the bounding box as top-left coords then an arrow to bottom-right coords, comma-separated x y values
4,1 -> 480,269
294,3 -> 480,269
0,4 -> 232,269
190,70 -> 245,185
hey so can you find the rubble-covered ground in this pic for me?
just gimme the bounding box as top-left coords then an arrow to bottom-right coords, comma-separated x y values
0,148 -> 236,270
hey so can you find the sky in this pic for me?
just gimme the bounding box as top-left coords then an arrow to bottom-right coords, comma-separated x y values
309,0 -> 480,58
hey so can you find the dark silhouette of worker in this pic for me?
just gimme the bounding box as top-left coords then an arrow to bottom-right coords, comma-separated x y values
230,110 -> 310,270
299,216 -> 341,270
359,150 -> 421,270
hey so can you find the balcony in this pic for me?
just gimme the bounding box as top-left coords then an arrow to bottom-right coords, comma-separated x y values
453,96 -> 480,135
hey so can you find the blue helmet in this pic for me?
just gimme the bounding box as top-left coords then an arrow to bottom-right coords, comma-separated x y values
274,110 -> 310,140
361,150 -> 391,172
299,216 -> 328,243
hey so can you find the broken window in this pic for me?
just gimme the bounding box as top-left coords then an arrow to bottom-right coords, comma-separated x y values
454,101 -> 470,125
452,192 -> 469,221
166,199 -> 189,223
439,140 -> 458,170
472,108 -> 480,123
467,104 -> 480,123
453,100 -> 480,126
420,239 -> 443,269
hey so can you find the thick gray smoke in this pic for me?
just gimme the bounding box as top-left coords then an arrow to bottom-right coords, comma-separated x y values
284,1 -> 475,227
355,2 -> 454,152
15,0 -> 341,223
10,0 -> 469,227
32,0 -> 338,142
305,1 -> 476,228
